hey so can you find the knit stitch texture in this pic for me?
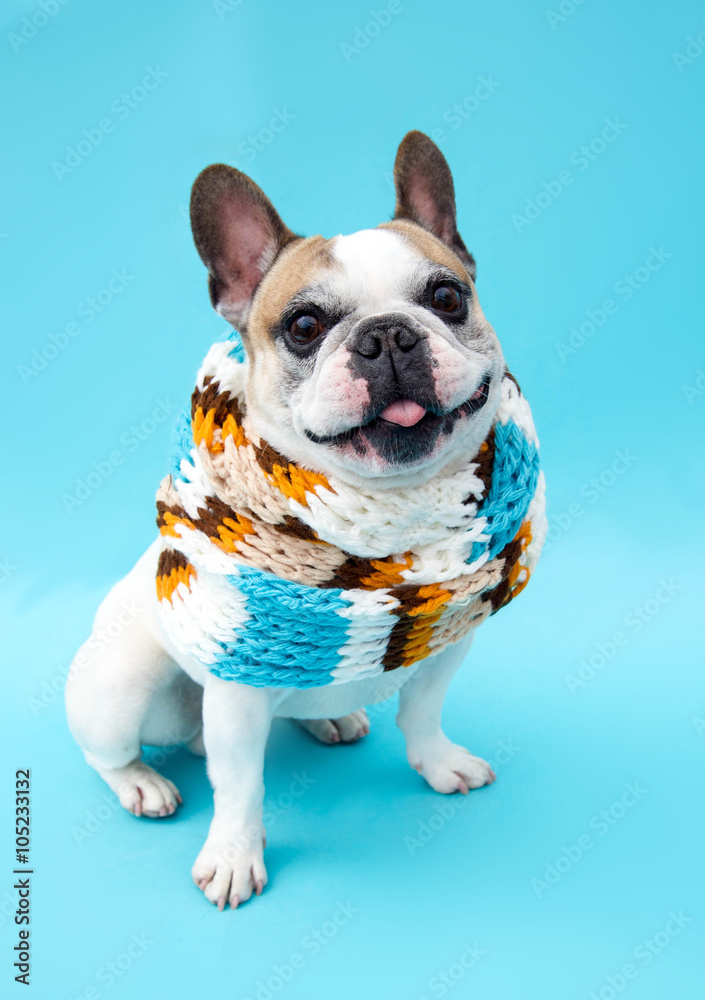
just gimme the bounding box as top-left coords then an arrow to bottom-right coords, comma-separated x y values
155,330 -> 546,688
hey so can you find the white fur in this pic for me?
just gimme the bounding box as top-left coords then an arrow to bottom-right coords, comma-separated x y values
330,228 -> 425,306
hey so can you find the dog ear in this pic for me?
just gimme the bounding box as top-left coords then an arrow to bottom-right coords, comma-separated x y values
190,164 -> 297,327
393,131 -> 476,281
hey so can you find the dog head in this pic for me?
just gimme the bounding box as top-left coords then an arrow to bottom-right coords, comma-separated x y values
190,131 -> 505,487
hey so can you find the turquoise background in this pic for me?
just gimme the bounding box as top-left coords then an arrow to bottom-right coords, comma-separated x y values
1,0 -> 703,997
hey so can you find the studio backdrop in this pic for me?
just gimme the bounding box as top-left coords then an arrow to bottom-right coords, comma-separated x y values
1,1 -> 703,998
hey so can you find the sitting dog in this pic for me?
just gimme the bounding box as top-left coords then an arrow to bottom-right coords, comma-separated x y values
66,131 -> 545,910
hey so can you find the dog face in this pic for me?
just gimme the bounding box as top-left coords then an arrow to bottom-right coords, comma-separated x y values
190,131 -> 505,487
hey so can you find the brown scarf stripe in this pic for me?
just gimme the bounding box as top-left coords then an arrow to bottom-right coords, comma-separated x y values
191,376 -> 244,426
320,552 -> 412,591
158,495 -> 269,547
192,377 -> 276,473
277,515 -> 322,544
468,426 -> 495,501
380,514 -> 533,668
156,548 -> 196,604
192,377 -> 336,506
157,494 -> 348,584
157,497 -> 252,553
383,619 -> 422,670
382,583 -> 443,670
156,548 -> 190,576
157,499 -> 194,535
253,438 -> 297,478
489,527 -> 530,612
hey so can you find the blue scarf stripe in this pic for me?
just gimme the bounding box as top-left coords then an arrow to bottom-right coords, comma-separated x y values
169,405 -> 195,482
226,329 -> 246,361
467,419 -> 539,564
170,330 -> 244,482
206,567 -> 352,686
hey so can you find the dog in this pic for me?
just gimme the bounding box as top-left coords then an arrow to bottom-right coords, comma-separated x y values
66,131 -> 544,910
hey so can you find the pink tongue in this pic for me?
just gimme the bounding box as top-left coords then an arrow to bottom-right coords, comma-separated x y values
379,400 -> 427,427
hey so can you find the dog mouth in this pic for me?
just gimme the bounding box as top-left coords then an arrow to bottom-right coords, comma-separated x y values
305,377 -> 492,448
377,379 -> 490,428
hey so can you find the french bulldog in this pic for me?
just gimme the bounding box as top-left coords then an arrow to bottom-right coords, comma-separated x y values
66,131 -> 532,911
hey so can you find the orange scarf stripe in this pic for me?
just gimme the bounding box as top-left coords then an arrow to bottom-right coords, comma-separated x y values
265,462 -> 333,507
359,553 -> 414,589
159,510 -> 197,538
407,583 -> 453,617
212,514 -> 256,553
193,407 -> 249,454
222,412 -> 248,448
192,406 -> 216,449
156,563 -> 197,603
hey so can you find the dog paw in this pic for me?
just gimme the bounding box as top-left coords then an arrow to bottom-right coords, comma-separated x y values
408,735 -> 496,794
192,827 -> 267,911
298,709 -> 370,744
100,760 -> 182,817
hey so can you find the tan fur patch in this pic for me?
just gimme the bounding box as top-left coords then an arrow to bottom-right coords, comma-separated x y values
378,219 -> 470,282
247,236 -> 337,342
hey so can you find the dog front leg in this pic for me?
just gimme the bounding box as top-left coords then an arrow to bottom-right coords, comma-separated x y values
192,674 -> 284,910
396,634 -> 496,794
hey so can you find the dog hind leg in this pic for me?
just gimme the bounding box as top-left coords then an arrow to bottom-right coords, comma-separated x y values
65,560 -> 202,817
297,710 -> 370,743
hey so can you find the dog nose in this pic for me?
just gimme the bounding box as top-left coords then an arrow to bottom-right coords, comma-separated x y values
354,324 -> 419,360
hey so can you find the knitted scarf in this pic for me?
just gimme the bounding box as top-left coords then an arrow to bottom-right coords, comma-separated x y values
155,331 -> 546,688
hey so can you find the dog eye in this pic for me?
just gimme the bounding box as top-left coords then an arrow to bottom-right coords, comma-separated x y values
431,284 -> 462,313
287,313 -> 323,344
